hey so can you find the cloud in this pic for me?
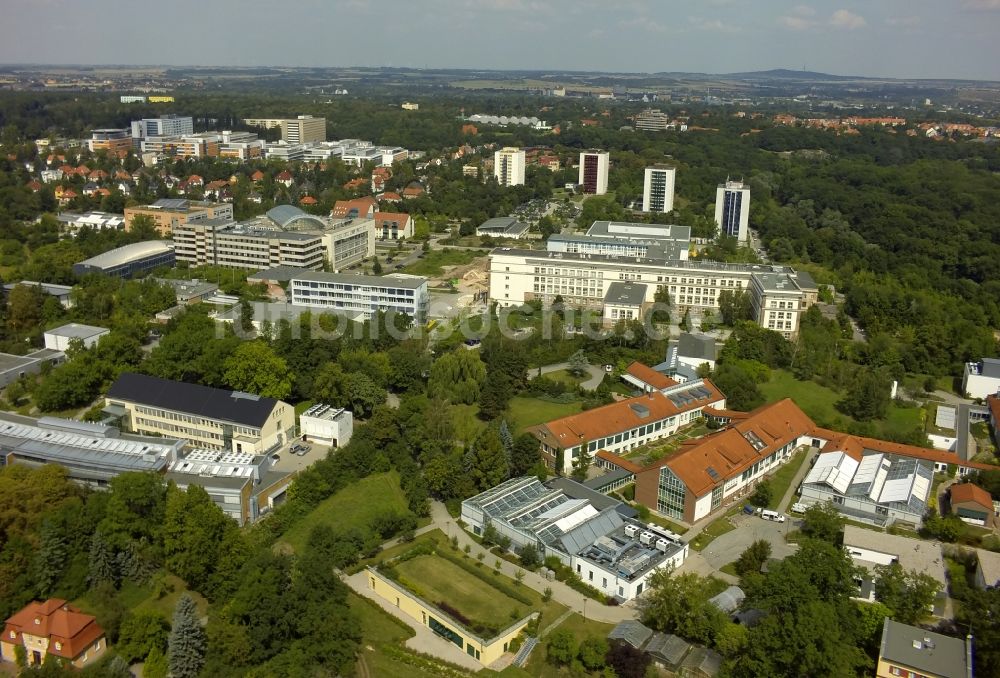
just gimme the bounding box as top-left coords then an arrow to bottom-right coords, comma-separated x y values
830,9 -> 866,29
886,15 -> 921,27
688,16 -> 741,32
963,0 -> 1000,9
791,4 -> 817,16
778,15 -> 817,30
618,17 -> 671,34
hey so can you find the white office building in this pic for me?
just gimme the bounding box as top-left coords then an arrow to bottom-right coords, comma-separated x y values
43,324 -> 109,351
289,271 -> 429,323
714,180 -> 750,243
548,221 -> 690,260
579,151 -> 609,195
963,358 -> 1000,400
130,115 -> 194,141
299,403 -> 353,448
494,147 -> 526,186
642,165 -> 676,214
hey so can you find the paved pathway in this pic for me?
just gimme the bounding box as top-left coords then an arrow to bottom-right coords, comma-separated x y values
428,502 -> 635,623
776,447 -> 818,513
342,570 -> 484,672
700,513 -> 799,570
529,362 -> 605,391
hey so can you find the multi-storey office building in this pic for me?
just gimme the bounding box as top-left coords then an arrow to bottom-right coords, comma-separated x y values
289,271 -> 429,323
124,198 -> 233,236
245,116 -> 326,143
172,218 -> 326,270
578,151 -> 609,194
139,133 -> 220,159
87,129 -> 132,155
634,109 -> 674,131
218,131 -> 264,159
642,165 -> 676,213
548,221 -> 690,260
487,248 -> 817,338
715,180 -> 750,243
105,373 -> 295,455
494,147 -> 526,186
130,115 -> 194,141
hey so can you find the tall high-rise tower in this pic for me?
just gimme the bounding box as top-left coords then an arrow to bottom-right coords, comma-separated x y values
642,165 -> 676,213
714,180 -> 750,243
493,147 -> 526,187
578,151 -> 609,195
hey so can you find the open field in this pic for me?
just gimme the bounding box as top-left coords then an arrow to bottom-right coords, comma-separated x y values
506,396 -> 584,432
403,249 -> 487,277
281,471 -> 411,553
393,554 -> 527,629
760,369 -> 924,438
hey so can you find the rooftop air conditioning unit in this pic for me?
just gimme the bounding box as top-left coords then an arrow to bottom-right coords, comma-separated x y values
655,538 -> 669,553
639,532 -> 655,546
624,524 -> 639,538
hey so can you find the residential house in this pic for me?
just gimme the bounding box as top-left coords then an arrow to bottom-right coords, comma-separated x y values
275,170 -> 294,187
1,599 -> 106,669
373,211 -> 414,240
876,619 -> 971,678
605,620 -> 722,676
331,197 -> 377,219
401,181 -> 426,199
950,482 -> 997,528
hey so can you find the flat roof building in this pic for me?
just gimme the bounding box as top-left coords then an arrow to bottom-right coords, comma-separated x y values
43,323 -> 109,351
130,115 -> 194,141
299,403 -> 353,447
87,129 -> 132,155
476,217 -> 530,239
57,211 -> 126,235
843,525 -> 947,612
0,412 -> 183,486
4,281 -> 74,309
105,373 -> 295,456
876,619 -> 971,678
462,476 -> 686,601
289,271 -> 429,323
715,180 -> 750,243
73,240 -> 175,278
963,357 -> 1000,400
0,349 -> 66,388
125,199 -> 233,237
579,151 -> 609,195
494,147 -> 526,187
642,165 -> 676,213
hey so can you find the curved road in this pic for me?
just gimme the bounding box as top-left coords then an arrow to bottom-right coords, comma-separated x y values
529,362 -> 606,391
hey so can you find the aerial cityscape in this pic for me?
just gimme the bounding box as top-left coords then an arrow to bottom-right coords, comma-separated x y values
0,2 -> 999,678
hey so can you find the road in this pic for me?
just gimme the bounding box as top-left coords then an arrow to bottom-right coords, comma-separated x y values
528,362 -> 606,391
700,513 -> 800,571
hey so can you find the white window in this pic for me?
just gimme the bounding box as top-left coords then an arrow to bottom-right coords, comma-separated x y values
55,642 -> 62,651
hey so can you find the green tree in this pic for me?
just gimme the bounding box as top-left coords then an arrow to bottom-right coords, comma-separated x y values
839,367 -> 891,421
510,433 -> 541,476
87,531 -> 117,588
571,441 -> 592,482
718,289 -> 754,326
117,610 -> 170,663
547,629 -> 576,665
222,340 -> 292,399
872,562 -> 941,624
344,373 -> 387,417
748,481 -> 772,508
428,350 -> 486,404
168,594 -> 206,678
567,349 -> 588,377
734,539 -> 772,578
519,544 -> 540,569
143,645 -> 169,678
239,298 -> 254,334
641,570 -> 728,645
577,636 -> 609,671
468,428 -> 509,490
800,502 -> 844,544
33,520 -> 67,596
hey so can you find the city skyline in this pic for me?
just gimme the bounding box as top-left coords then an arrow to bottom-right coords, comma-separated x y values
1,0 -> 999,81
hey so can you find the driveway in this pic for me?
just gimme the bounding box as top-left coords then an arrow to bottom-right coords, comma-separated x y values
270,439 -> 327,474
700,513 -> 800,570
529,362 -> 606,391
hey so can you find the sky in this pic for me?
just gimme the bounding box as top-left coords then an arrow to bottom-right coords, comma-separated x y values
1,0 -> 999,81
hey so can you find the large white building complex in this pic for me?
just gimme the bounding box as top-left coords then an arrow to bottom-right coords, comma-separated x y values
642,165 -> 676,214
172,205 -> 374,272
488,230 -> 818,338
130,114 -> 194,141
715,180 -> 750,243
289,271 -> 429,323
494,147 -> 526,186
244,115 -> 326,144
579,151 -> 609,195
462,476 -> 687,601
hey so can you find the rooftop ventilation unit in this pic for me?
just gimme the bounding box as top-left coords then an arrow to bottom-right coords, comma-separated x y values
655,538 -> 670,553
639,531 -> 655,546
624,524 -> 639,538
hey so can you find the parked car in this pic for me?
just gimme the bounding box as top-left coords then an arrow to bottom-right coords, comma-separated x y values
742,504 -> 757,515
761,509 -> 786,523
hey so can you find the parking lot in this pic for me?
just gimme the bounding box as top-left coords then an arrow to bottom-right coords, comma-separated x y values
700,512 -> 801,570
270,439 -> 328,474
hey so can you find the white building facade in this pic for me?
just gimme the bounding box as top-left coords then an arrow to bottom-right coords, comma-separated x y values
494,147 -> 526,187
714,181 -> 750,243
642,165 -> 676,213
579,151 -> 609,195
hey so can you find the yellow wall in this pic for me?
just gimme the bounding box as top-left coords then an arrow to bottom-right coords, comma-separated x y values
366,568 -> 535,666
876,658 -> 947,678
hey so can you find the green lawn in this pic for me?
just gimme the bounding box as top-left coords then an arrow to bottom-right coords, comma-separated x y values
506,396 -> 584,433
760,369 -> 925,439
522,613 -> 614,678
543,369 -> 587,388
403,249 -> 487,277
281,471 -> 411,553
690,517 -> 736,552
392,555 -> 528,629
765,449 -> 809,510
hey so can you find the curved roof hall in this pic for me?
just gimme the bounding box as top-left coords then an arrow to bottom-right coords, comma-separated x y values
266,205 -> 327,230
75,240 -> 175,269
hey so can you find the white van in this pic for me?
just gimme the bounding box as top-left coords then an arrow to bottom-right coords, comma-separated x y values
760,510 -> 786,523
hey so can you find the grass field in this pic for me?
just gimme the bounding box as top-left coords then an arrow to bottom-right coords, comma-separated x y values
765,449 -> 809,510
281,471 -> 411,553
690,516 -> 736,552
543,369 -> 587,388
760,369 -> 924,438
505,396 -> 584,432
403,249 -> 486,277
393,555 -> 527,629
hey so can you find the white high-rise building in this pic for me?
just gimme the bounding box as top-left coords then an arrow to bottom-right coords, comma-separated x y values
714,180 -> 750,243
494,147 -> 526,186
642,165 -> 676,213
130,115 -> 194,140
578,151 -> 609,195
